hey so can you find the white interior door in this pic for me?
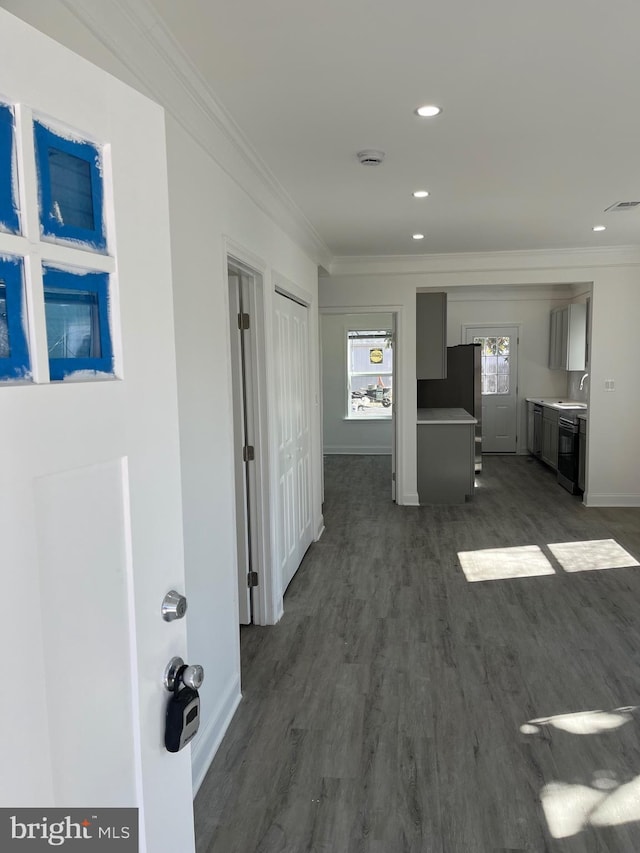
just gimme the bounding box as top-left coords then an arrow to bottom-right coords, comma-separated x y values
273,291 -> 313,593
0,12 -> 194,852
465,325 -> 519,453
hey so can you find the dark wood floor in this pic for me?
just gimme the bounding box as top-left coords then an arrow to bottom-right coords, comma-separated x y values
194,455 -> 640,852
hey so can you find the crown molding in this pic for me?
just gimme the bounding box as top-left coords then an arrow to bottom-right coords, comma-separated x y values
328,245 -> 640,277
59,0 -> 333,269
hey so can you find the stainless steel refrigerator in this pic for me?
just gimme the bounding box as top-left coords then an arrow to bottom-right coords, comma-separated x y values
417,343 -> 482,472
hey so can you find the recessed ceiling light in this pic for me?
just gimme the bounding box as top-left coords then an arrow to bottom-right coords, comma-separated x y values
413,233 -> 425,240
413,190 -> 430,198
415,105 -> 442,118
593,225 -> 606,232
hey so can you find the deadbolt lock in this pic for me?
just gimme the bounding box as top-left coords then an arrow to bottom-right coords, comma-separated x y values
162,590 -> 188,622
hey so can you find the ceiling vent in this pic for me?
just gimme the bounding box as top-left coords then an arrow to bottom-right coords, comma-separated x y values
604,200 -> 640,212
357,149 -> 385,166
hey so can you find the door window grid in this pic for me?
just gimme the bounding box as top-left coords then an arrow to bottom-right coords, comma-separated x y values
0,101 -> 115,384
347,329 -> 393,417
473,335 -> 510,395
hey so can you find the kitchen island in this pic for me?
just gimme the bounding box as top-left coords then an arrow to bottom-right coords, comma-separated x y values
417,408 -> 477,504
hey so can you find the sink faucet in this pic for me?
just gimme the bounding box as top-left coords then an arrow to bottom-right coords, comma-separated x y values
579,372 -> 589,391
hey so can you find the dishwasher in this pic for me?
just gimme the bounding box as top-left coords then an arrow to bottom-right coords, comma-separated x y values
557,414 -> 581,493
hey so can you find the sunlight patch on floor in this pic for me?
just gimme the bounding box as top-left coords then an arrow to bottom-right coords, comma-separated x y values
457,545 -> 555,582
521,707 -> 636,736
521,706 -> 640,839
541,775 -> 640,838
548,539 -> 640,573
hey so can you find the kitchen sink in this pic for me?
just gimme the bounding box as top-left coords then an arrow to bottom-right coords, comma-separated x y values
555,403 -> 587,409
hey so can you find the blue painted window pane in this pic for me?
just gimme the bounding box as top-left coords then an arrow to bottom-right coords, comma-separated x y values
0,258 -> 30,380
0,103 -> 20,234
34,121 -> 106,251
42,266 -> 113,380
44,289 -> 101,359
48,149 -> 95,231
0,285 -> 10,358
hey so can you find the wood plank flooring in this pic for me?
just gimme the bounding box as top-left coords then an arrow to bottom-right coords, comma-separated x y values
194,455 -> 640,852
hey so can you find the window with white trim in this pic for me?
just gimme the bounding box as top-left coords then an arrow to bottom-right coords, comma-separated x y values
347,329 -> 393,418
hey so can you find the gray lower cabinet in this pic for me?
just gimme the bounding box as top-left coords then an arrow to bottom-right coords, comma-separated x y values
541,407 -> 559,470
527,401 -> 535,454
417,423 -> 475,504
416,292 -> 447,379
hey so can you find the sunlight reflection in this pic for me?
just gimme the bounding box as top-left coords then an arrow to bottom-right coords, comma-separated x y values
521,707 -> 636,736
548,539 -> 640,573
457,545 -> 555,583
522,706 -> 640,839
541,775 -> 640,838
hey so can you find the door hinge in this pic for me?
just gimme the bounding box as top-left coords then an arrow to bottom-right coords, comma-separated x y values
238,312 -> 250,330
248,571 -> 258,588
392,472 -> 396,481
243,445 -> 255,462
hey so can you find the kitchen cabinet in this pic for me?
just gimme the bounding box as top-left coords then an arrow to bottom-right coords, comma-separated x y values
541,407 -> 559,469
527,401 -> 535,454
416,292 -> 447,379
417,409 -> 475,504
548,303 -> 587,371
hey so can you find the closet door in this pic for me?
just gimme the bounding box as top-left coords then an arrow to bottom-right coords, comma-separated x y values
273,291 -> 313,595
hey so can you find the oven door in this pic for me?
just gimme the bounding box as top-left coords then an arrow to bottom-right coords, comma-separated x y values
557,417 -> 580,493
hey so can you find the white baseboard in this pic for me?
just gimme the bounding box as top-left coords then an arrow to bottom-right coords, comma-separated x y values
191,674 -> 241,796
324,446 -> 392,455
584,494 -> 640,507
400,492 -> 420,506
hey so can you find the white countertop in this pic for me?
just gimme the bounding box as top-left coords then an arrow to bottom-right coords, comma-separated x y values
526,397 -> 588,412
417,407 -> 477,425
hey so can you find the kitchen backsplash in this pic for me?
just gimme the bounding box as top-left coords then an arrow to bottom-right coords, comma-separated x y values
567,371 -> 589,402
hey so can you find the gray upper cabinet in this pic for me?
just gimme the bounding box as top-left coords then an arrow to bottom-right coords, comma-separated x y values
548,303 -> 587,371
416,292 -> 447,379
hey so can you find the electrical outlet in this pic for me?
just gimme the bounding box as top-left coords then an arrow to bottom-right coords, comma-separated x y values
605,379 -> 615,392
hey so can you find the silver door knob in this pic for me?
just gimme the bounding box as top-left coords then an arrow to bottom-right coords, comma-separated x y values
162,590 -> 188,622
182,664 -> 204,690
163,658 -> 205,692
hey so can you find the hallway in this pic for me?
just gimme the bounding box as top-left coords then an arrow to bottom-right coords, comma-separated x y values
195,455 -> 640,852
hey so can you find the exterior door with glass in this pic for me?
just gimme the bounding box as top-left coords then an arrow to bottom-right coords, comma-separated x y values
0,12 -> 194,852
465,326 -> 519,453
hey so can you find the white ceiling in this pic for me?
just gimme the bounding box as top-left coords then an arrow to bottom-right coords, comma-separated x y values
150,0 -> 640,258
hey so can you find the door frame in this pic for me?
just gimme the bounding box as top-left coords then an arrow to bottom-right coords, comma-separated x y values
224,242 -> 273,626
319,304 -> 403,502
462,322 -> 521,453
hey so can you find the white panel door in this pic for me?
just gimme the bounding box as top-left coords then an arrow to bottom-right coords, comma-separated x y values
274,292 -> 313,594
0,12 -> 194,853
465,325 -> 519,453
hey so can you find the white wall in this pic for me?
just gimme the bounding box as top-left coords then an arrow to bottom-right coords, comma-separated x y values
321,312 -> 393,454
321,248 -> 640,507
1,0 -> 326,795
